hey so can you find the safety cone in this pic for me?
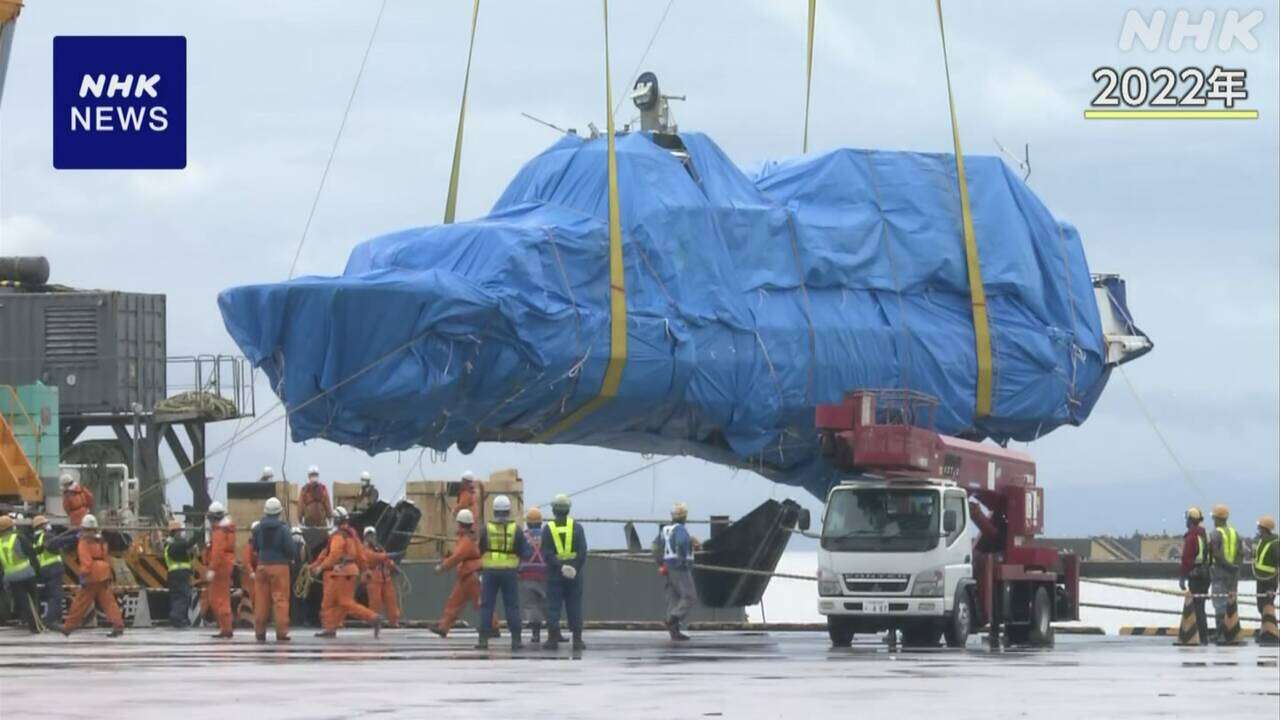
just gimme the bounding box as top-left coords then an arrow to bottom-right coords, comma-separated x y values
132,589 -> 153,629
1219,598 -> 1245,645
1258,596 -> 1279,646
1173,592 -> 1200,646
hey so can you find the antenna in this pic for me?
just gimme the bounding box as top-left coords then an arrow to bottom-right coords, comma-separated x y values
993,137 -> 1031,182
520,112 -> 574,136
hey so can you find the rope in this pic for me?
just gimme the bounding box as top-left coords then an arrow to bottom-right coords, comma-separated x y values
292,566 -> 315,599
933,0 -> 993,419
443,0 -> 481,224
1114,361 -> 1206,502
1080,601 -> 1262,623
611,0 -> 677,121
534,455 -> 676,507
286,0 -> 387,278
1081,576 -> 1271,600
802,0 -> 815,153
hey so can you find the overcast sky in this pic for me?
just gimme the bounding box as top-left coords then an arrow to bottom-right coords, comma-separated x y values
1,1 -> 1276,540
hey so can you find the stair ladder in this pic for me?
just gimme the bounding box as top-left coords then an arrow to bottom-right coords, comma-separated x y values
0,386 -> 44,503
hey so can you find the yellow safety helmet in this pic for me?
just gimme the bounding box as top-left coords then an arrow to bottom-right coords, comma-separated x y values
1185,507 -> 1203,522
1259,515 -> 1276,533
526,506 -> 543,524
1211,504 -> 1230,521
0,515 -> 13,532
32,515 -> 49,527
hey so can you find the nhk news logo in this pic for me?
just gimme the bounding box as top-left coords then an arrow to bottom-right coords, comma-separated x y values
1086,8 -> 1263,120
53,36 -> 187,169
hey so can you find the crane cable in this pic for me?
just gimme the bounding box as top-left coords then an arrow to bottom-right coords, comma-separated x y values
443,0 -> 480,224
802,0 -> 815,153
934,0 -> 994,420
611,0 -> 677,122
531,0 -> 628,442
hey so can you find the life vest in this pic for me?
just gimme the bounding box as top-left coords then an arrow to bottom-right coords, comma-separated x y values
164,538 -> 192,572
0,532 -> 33,579
484,522 -> 519,569
34,530 -> 63,569
1255,536 -> 1277,581
1218,525 -> 1239,566
548,518 -> 576,561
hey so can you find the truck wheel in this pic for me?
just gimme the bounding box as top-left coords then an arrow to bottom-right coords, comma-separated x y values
944,591 -> 972,648
1029,586 -> 1054,647
902,622 -> 942,647
827,616 -> 855,647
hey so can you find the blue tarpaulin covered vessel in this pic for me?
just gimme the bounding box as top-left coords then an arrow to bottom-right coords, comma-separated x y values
218,132 -> 1146,497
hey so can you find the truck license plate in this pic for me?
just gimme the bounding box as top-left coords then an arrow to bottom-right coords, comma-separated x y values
864,600 -> 889,613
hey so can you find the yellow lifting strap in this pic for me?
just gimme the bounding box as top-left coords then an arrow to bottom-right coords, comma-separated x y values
802,0 -> 816,153
532,0 -> 628,443
443,0 -> 481,224
934,0 -> 993,418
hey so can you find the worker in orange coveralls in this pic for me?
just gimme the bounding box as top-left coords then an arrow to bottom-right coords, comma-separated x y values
456,470 -> 480,521
300,465 -> 332,528
310,507 -> 384,638
203,502 -> 237,639
361,526 -> 402,628
60,473 -> 95,528
429,508 -> 482,638
249,498 -> 297,642
60,514 -> 124,637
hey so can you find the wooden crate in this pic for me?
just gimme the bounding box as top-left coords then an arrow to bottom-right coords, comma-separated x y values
481,468 -> 524,526
333,481 -> 362,512
227,481 -> 300,550
401,471 -> 525,559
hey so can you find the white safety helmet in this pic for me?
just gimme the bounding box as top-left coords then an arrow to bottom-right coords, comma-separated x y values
363,526 -> 376,536
671,502 -> 689,521
334,506 -> 349,522
290,526 -> 303,536
461,470 -> 477,483
59,473 -> 75,490
456,508 -> 474,525
80,514 -> 99,530
360,471 -> 372,483
493,495 -> 512,516
261,466 -> 275,478
552,494 -> 572,514
307,465 -> 320,477
264,497 -> 283,516
207,501 -> 226,516
251,521 -> 260,531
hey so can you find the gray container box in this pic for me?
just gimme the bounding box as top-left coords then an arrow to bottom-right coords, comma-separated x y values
0,291 -> 166,417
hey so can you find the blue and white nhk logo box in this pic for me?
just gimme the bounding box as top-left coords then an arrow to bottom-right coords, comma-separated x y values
53,36 -> 186,169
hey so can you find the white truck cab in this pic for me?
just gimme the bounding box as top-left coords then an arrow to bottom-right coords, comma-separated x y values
817,476 -> 976,647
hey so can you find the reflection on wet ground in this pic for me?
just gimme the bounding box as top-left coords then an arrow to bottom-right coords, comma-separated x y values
1,629 -> 1276,718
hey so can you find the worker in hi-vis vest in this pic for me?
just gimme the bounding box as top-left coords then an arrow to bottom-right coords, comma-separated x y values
1178,507 -> 1211,642
541,494 -> 587,650
1253,515 -> 1277,646
0,514 -> 41,633
476,495 -> 531,650
1208,504 -> 1243,643
163,519 -> 197,629
653,502 -> 701,642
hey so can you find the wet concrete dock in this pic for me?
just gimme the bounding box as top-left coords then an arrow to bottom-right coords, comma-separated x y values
1,628 -> 1276,718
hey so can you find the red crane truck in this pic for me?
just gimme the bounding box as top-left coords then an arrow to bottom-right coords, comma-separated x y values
813,390 -> 1079,648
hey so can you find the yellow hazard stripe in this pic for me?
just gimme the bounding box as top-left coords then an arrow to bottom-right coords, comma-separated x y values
802,0 -> 816,153
443,0 -> 480,224
934,0 -> 993,419
532,0 -> 628,443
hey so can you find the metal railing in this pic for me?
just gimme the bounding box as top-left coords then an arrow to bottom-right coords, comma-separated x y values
162,355 -> 256,420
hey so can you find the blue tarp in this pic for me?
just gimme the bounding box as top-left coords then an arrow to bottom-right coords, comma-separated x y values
218,132 -> 1114,498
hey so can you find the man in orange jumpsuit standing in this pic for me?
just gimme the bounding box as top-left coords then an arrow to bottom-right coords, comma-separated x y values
361,526 -> 402,628
60,474 -> 94,529
300,465 -> 332,528
310,507 -> 383,638
429,508 -> 482,638
203,502 -> 237,639
60,514 -> 124,637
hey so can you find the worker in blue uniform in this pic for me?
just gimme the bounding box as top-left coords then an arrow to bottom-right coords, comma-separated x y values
542,494 -> 587,650
654,502 -> 700,641
476,495 -> 530,650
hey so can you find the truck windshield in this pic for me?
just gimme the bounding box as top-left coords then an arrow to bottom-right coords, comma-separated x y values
821,488 -> 940,552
